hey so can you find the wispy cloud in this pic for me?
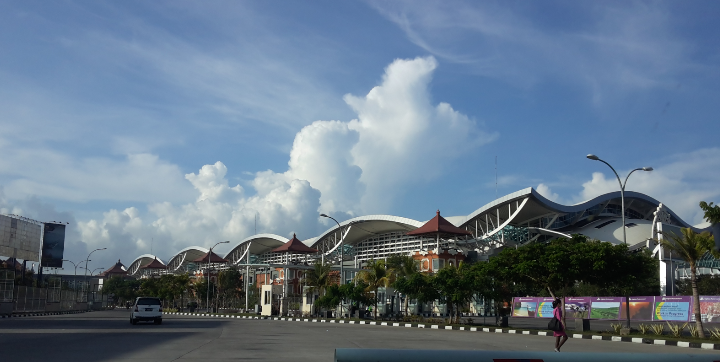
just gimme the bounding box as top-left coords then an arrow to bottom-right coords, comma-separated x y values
369,1 -> 697,102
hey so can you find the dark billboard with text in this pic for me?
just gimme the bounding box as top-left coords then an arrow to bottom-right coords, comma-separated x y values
41,223 -> 66,268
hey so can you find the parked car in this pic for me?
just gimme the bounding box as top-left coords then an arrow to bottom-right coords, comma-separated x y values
130,297 -> 162,325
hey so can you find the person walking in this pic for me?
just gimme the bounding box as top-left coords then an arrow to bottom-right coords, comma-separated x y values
553,299 -> 568,352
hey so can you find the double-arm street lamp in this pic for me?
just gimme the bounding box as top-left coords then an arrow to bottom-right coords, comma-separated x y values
207,241 -> 229,313
83,248 -> 106,301
62,259 -> 88,295
586,154 -> 653,245
62,259 -> 89,277
586,154 -> 653,330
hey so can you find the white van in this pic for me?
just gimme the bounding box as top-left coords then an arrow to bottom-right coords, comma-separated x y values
130,297 -> 163,325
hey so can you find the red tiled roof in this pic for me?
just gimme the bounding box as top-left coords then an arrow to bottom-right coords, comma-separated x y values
99,260 -> 128,277
271,234 -> 318,254
193,250 -> 228,263
140,257 -> 166,269
1,258 -> 23,271
406,210 -> 473,237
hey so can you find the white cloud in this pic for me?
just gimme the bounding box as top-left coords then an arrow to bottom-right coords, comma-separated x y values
66,56 -> 497,267
0,143 -> 195,204
185,162 -> 243,202
536,183 -> 561,203
576,148 -> 720,225
251,56 -> 496,215
76,162 -> 323,266
346,57 -> 497,210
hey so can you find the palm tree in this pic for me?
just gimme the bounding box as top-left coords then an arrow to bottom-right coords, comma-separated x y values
302,262 -> 332,315
387,254 -> 419,315
659,228 -> 713,338
356,259 -> 394,320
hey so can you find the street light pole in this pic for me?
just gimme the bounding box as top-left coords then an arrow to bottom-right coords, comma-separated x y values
320,214 -> 345,285
83,248 -> 106,304
207,241 -> 229,313
587,154 -> 652,330
321,214 -> 348,318
586,154 -> 653,245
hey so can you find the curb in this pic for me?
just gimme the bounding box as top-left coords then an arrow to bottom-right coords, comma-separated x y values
165,312 -> 720,351
2,310 -> 91,318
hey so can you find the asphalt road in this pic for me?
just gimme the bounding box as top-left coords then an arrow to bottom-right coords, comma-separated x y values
1,310 -> 718,362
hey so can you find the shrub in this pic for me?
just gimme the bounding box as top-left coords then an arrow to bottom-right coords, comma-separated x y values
708,327 -> 720,340
638,324 -> 651,335
610,323 -> 623,334
688,324 -> 700,338
651,323 -> 665,336
666,322 -> 688,337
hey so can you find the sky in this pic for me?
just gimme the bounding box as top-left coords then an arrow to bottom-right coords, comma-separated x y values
1,1 -> 719,273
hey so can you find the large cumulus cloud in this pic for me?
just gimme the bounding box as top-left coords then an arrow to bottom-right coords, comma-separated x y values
56,57 -> 496,267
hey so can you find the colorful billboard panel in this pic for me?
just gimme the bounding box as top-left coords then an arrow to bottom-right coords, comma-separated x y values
590,297 -> 623,320
654,296 -> 691,321
620,296 -> 654,321
692,296 -> 720,323
565,297 -> 591,319
537,297 -> 555,318
512,297 -> 538,317
41,223 -> 66,268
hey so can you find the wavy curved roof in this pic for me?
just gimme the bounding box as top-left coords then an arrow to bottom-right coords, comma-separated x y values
128,187 -> 705,273
309,215 -> 424,250
127,254 -> 164,276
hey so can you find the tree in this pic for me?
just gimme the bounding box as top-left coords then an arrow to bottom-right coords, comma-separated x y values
339,281 -> 371,314
387,254 -> 420,315
302,261 -> 333,315
217,268 -> 243,307
394,271 -> 438,316
676,275 -> 720,296
433,262 -> 475,324
659,228 -> 713,338
356,259 -> 393,320
700,201 -> 720,224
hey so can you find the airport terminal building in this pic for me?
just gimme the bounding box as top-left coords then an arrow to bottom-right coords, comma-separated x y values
124,187 -> 713,316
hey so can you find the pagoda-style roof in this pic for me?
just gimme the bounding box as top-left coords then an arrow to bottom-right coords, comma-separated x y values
271,234 -> 318,254
140,257 -> 166,269
193,250 -> 228,263
1,258 -> 23,271
99,259 -> 128,277
406,210 -> 473,237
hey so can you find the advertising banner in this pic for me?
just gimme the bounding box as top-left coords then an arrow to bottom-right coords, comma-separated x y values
536,297 -> 556,318
653,296 -> 692,321
692,296 -> 720,323
41,223 -> 66,268
512,297 -> 538,317
565,297 -> 591,319
589,297 -> 624,320
620,296 -> 654,321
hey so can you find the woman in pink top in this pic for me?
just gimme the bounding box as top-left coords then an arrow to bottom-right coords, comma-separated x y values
552,299 -> 568,352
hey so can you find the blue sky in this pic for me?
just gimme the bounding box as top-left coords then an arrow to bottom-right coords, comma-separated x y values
1,1 -> 719,271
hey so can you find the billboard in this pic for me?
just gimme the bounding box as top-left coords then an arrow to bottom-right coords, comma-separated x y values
536,297 -> 555,318
0,214 -> 42,262
589,297 -> 624,320
565,297 -> 591,319
41,223 -> 66,268
512,297 -> 538,317
620,296 -> 654,321
693,296 -> 720,323
653,296 -> 692,321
